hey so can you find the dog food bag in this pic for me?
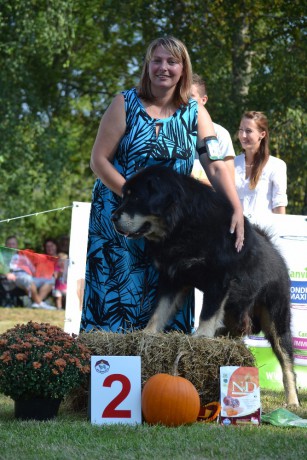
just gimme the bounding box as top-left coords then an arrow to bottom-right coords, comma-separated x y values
219,366 -> 261,426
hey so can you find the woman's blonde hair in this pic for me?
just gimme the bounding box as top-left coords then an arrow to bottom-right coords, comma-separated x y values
138,36 -> 192,106
241,111 -> 270,189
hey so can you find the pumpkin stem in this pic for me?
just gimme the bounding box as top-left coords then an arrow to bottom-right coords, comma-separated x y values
173,351 -> 188,376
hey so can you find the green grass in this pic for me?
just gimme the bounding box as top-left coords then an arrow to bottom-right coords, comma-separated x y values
1,309 -> 306,460
0,307 -> 65,334
0,393 -> 306,460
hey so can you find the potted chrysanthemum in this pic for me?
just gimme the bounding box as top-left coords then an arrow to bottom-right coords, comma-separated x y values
0,321 -> 91,420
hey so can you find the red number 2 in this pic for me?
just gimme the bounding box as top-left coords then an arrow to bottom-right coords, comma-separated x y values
102,373 -> 131,418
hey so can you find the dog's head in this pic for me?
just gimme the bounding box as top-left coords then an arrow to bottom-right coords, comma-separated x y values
111,165 -> 183,241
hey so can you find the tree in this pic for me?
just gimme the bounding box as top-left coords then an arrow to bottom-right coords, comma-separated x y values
0,0 -> 305,249
0,0 -> 89,248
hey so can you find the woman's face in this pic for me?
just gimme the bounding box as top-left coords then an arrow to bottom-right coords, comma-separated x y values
238,118 -> 265,151
45,241 -> 57,256
148,45 -> 183,92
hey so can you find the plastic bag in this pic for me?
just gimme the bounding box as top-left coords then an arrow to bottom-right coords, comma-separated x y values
261,408 -> 307,428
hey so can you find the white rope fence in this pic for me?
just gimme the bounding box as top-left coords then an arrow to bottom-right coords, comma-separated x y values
0,206 -> 73,224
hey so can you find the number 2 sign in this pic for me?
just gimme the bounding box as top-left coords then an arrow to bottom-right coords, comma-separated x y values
91,356 -> 142,425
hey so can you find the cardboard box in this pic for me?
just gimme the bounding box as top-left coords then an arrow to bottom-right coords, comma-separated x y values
220,366 -> 261,426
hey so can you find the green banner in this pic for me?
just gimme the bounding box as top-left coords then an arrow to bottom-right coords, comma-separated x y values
249,346 -> 307,391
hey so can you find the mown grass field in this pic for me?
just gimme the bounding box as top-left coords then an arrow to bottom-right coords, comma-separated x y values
0,308 -> 306,460
0,307 -> 65,334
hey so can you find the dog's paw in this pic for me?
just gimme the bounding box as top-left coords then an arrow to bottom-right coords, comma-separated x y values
192,330 -> 205,338
286,400 -> 300,408
143,326 -> 159,334
192,330 -> 214,339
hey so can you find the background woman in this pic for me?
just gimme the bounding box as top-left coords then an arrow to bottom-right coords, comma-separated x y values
235,111 -> 287,225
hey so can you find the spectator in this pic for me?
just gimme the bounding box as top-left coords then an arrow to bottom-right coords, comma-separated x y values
44,238 -> 58,257
52,252 -> 68,310
57,235 -> 70,256
26,238 -> 58,307
0,236 -> 25,307
5,236 -> 18,250
235,111 -> 287,225
190,74 -> 235,184
3,237 -> 56,309
0,236 -> 18,278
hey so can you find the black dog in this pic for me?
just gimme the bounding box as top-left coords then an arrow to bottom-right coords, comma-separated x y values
112,165 -> 299,406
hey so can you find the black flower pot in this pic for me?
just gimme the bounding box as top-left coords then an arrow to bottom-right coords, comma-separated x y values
14,398 -> 62,421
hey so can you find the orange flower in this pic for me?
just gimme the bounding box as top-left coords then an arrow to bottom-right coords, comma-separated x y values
37,331 -> 47,337
54,358 -> 67,368
10,344 -> 22,350
0,351 -> 12,363
15,353 -> 27,361
43,352 -> 53,360
51,346 -> 62,353
52,368 -> 60,375
32,362 -> 42,369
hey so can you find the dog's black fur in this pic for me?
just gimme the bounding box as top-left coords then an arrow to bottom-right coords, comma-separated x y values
112,165 -> 299,406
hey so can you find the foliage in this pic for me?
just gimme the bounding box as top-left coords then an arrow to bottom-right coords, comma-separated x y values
0,0 -> 93,248
270,107 -> 307,215
0,1 -> 306,249
0,321 -> 90,400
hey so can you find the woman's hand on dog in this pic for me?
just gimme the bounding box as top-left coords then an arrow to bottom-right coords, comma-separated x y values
230,208 -> 245,252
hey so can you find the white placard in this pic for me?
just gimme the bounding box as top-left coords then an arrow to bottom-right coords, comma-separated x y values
91,356 -> 142,425
64,201 -> 91,335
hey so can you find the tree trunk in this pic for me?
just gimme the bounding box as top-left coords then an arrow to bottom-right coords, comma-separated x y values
231,13 -> 254,116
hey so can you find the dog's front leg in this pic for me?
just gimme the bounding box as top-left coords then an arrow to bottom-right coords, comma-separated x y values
194,312 -> 225,338
194,284 -> 229,338
144,283 -> 189,333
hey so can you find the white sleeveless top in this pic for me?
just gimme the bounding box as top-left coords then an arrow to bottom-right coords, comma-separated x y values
235,154 -> 288,226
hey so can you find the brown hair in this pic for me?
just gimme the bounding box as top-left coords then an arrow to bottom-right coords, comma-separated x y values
138,36 -> 192,106
192,73 -> 207,97
240,111 -> 270,189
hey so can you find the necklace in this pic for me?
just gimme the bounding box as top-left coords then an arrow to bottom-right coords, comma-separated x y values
245,164 -> 254,167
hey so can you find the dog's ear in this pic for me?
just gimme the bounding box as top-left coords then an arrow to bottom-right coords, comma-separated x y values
146,176 -> 176,216
164,196 -> 181,227
147,176 -> 161,196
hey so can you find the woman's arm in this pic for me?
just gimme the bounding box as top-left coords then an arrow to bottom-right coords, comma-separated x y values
90,94 -> 127,196
271,159 -> 288,215
197,105 -> 244,252
224,157 -> 235,183
272,206 -> 286,214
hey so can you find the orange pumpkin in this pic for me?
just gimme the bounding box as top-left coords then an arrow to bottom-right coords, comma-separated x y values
141,373 -> 200,427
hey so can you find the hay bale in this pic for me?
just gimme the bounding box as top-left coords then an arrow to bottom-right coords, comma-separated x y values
77,331 -> 254,405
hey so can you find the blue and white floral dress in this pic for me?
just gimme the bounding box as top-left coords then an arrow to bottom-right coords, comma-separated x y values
80,88 -> 198,333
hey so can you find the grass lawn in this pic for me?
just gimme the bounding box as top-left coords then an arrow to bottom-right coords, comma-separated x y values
0,307 -> 65,334
0,308 -> 306,460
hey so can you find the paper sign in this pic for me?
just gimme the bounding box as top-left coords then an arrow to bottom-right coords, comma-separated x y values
91,356 -> 142,425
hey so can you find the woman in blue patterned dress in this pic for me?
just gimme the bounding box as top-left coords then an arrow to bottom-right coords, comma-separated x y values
80,36 -> 244,333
